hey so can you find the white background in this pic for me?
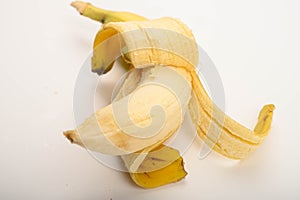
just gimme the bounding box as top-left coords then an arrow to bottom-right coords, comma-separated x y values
1,0 -> 300,199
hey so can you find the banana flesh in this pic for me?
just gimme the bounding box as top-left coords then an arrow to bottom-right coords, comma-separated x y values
64,65 -> 192,156
64,65 -> 191,186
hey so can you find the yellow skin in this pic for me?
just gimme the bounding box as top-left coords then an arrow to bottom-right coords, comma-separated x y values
129,145 -> 187,188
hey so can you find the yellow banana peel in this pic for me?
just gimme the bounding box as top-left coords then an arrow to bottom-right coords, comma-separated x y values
126,144 -> 187,189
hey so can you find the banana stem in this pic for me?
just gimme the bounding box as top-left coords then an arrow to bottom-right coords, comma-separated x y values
71,1 -> 147,23
71,1 -> 109,23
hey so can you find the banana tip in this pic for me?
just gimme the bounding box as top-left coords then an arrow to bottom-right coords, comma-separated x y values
70,1 -> 88,14
63,130 -> 75,143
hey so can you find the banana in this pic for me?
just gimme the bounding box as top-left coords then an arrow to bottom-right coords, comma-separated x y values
66,2 -> 275,188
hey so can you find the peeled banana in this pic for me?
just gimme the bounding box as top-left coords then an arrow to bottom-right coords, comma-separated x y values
65,1 -> 275,188
64,65 -> 192,156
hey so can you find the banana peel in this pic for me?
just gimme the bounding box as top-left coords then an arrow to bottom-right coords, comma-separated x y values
127,144 -> 187,188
